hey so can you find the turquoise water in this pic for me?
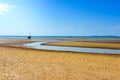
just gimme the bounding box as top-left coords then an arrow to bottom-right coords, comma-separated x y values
0,36 -> 120,39
24,42 -> 120,54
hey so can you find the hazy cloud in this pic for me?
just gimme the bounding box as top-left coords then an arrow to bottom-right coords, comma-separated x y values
0,2 -> 16,15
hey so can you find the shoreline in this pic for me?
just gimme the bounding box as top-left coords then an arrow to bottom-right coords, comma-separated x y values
0,38 -> 119,55
0,38 -> 120,53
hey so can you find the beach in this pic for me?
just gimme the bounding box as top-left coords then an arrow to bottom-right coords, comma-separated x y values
1,0 -> 120,79
0,38 -> 120,80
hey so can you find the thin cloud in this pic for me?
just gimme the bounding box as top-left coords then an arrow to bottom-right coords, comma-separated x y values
0,2 -> 16,15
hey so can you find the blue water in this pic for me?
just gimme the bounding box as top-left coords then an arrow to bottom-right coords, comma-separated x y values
0,36 -> 120,39
24,42 -> 120,54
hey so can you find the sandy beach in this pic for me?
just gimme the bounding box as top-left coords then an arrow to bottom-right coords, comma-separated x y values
0,38 -> 120,80
1,0 -> 120,79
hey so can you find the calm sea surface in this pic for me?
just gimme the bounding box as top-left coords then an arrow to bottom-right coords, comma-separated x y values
0,36 -> 120,39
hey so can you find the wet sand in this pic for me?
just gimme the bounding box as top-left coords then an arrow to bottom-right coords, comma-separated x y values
0,38 -> 120,80
44,41 -> 120,50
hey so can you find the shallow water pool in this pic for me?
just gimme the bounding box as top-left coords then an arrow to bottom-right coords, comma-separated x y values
24,42 -> 120,54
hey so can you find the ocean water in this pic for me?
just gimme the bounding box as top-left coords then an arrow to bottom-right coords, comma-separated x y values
0,36 -> 120,39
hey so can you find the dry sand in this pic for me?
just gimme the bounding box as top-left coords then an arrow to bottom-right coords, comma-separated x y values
0,38 -> 120,80
1,47 -> 120,80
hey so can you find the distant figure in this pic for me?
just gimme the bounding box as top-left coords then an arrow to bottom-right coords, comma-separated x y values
27,33 -> 31,40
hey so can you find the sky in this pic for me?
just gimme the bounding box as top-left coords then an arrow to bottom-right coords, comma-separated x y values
0,0 -> 120,36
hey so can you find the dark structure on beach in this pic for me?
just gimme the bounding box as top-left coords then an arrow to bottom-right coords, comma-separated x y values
27,33 -> 31,40
27,36 -> 31,39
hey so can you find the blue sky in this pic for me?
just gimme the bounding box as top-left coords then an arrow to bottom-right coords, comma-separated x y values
0,0 -> 120,36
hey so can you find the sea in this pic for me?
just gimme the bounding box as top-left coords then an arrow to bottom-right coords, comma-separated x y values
0,36 -> 120,39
